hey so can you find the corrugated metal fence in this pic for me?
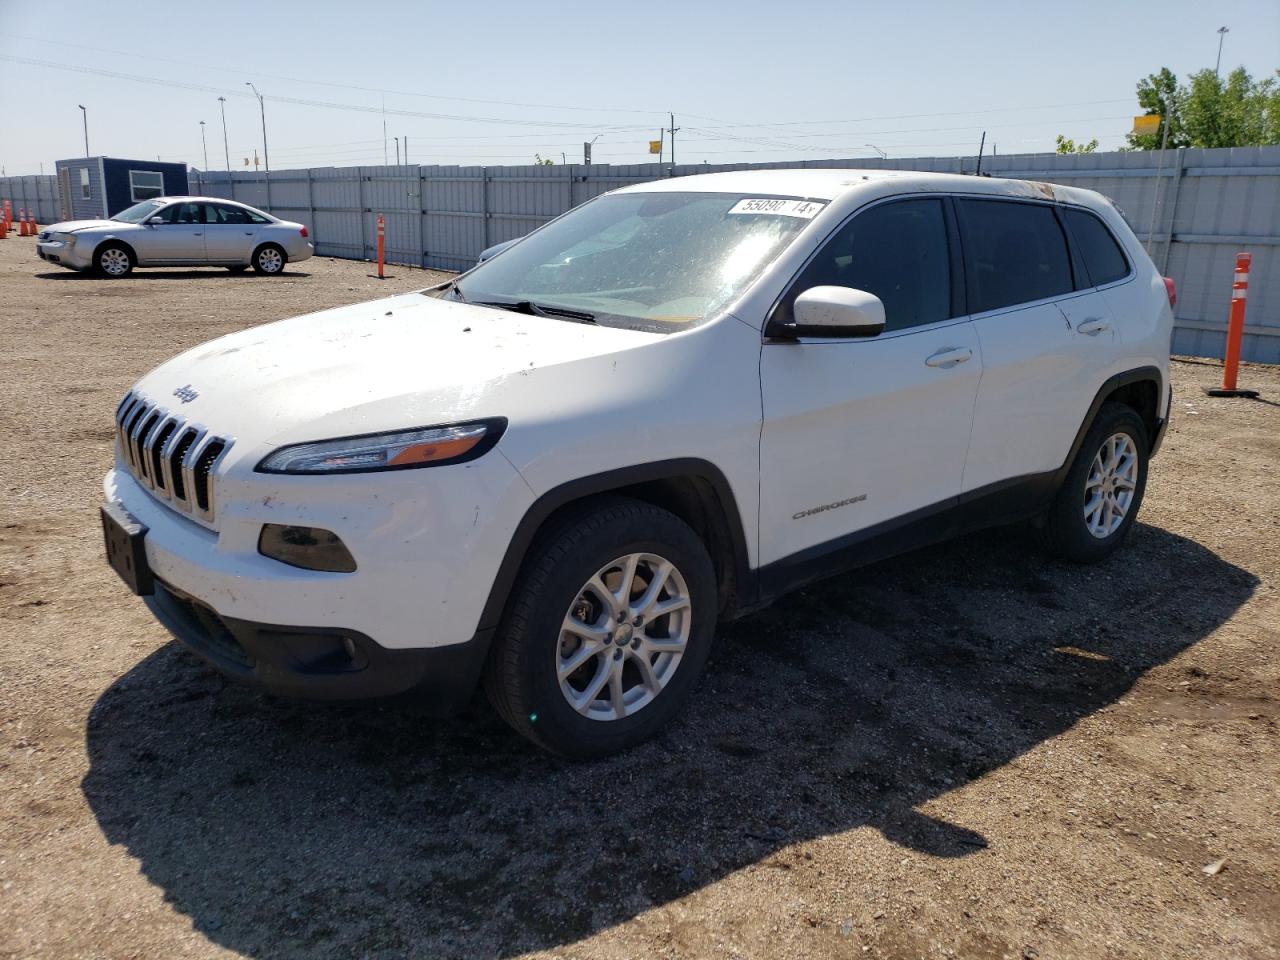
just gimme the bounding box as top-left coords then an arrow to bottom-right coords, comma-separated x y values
5,146 -> 1278,362
0,174 -> 62,225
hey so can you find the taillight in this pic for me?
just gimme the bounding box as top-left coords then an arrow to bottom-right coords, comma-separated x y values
1163,276 -> 1176,307
299,225 -> 309,238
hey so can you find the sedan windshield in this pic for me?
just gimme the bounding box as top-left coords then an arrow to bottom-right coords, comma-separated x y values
111,200 -> 167,224
439,192 -> 825,333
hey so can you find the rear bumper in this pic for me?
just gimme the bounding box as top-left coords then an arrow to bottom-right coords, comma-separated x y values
147,579 -> 491,710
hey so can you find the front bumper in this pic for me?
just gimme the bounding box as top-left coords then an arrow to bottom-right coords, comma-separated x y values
36,238 -> 91,270
147,579 -> 490,708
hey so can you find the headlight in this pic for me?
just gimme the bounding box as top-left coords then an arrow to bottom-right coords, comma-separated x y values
256,418 -> 505,474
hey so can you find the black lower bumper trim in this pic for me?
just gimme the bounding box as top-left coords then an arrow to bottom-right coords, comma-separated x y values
146,581 -> 491,713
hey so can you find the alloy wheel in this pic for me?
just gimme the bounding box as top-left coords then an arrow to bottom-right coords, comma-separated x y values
100,249 -> 130,276
1083,432 -> 1138,539
257,248 -> 283,273
556,553 -> 691,721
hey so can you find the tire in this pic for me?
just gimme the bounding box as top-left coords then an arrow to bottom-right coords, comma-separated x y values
225,265 -> 248,273
95,243 -> 134,278
252,244 -> 286,275
1039,401 -> 1149,563
484,496 -> 718,759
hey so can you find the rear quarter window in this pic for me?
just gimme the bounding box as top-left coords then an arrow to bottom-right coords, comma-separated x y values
1063,207 -> 1130,287
955,199 -> 1073,313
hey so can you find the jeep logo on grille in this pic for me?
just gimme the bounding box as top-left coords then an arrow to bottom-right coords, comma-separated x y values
173,384 -> 199,404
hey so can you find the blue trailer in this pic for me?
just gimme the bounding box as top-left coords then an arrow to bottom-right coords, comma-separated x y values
54,157 -> 189,221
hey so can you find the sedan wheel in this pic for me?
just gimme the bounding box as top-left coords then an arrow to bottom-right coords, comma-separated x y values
97,246 -> 133,277
254,245 -> 285,274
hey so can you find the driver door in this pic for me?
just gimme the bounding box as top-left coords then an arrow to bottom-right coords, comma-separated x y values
758,196 -> 982,569
140,201 -> 206,263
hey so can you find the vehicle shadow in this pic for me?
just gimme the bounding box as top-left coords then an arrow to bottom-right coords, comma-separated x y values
36,269 -> 312,280
81,522 -> 1256,958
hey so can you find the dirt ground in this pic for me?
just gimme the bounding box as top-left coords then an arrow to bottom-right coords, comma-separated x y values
1,232 -> 1277,960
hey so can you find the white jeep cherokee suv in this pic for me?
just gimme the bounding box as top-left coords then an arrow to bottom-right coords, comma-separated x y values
101,170 -> 1173,757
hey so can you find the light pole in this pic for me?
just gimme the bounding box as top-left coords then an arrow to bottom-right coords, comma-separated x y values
78,104 -> 89,156
217,96 -> 231,173
1215,26 -> 1229,77
199,121 -> 209,171
245,82 -> 272,211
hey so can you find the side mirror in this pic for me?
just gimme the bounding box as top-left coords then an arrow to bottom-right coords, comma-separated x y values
780,286 -> 885,338
146,216 -> 166,225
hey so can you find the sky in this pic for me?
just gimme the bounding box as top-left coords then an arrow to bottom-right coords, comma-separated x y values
1,0 -> 1277,176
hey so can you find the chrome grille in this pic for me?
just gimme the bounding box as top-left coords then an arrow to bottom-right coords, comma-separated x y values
114,391 -> 233,523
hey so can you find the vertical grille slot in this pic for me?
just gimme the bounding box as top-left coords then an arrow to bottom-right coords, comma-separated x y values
148,420 -> 178,490
193,440 -> 226,513
111,390 -> 232,523
167,429 -> 198,501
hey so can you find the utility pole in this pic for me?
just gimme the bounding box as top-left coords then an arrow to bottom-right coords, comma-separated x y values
199,120 -> 209,172
668,113 -> 680,168
585,134 -> 599,165
1214,26 -> 1229,77
404,136 -> 409,164
78,104 -> 89,156
217,96 -> 231,173
245,82 -> 272,211
382,97 -> 388,164
395,136 -> 400,165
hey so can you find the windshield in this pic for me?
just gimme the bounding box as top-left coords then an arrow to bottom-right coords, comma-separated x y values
438,192 -> 825,333
111,200 -> 167,224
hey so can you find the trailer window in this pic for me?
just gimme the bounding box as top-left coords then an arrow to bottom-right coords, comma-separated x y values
129,170 -> 164,202
80,168 -> 90,200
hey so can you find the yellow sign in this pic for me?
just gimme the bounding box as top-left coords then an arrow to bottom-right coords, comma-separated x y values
1132,114 -> 1161,135
649,140 -> 662,155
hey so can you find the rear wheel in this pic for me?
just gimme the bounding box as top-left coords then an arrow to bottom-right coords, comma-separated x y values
252,244 -> 286,274
484,497 -> 717,758
95,243 -> 134,278
1040,402 -> 1149,563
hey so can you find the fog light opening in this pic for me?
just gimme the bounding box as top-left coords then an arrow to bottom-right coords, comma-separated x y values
258,524 -> 357,573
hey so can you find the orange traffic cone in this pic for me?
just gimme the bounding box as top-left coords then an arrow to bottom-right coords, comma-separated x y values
29,214 -> 38,234
0,218 -> 7,240
18,215 -> 28,237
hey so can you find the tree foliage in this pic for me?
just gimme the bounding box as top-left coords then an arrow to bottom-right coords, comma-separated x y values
1056,135 -> 1099,154
532,154 -> 555,166
1127,66 -> 1279,149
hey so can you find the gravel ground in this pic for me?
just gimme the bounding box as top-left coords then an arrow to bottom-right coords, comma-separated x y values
1,233 -> 1278,960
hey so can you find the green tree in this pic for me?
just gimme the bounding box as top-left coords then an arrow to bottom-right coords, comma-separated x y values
532,153 -> 555,166
1128,65 -> 1279,149
1127,67 -> 1186,149
1056,134 -> 1099,154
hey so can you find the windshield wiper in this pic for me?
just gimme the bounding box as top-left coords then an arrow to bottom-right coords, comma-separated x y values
473,299 -> 596,324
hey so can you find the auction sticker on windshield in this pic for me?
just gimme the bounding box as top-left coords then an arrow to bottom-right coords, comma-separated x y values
727,198 -> 826,218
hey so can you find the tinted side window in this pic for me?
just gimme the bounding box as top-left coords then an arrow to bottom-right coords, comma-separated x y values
204,204 -> 249,225
956,199 -> 1073,312
171,202 -> 205,224
1063,208 -> 1130,287
782,198 -> 952,332
245,209 -> 271,224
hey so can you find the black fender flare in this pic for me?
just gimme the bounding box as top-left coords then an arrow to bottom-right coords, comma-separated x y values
475,458 -> 754,637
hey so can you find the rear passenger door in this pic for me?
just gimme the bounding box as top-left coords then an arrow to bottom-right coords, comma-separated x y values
759,197 -> 982,567
202,203 -> 257,262
957,198 -> 1106,493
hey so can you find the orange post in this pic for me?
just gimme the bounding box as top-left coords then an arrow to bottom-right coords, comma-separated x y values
376,214 -> 385,279
1206,252 -> 1259,398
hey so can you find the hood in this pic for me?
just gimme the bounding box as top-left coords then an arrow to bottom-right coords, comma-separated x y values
133,292 -> 664,452
48,219 -> 118,234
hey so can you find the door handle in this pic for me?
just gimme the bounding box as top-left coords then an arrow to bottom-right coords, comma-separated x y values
1077,318 -> 1110,335
193,232 -> 203,236
925,347 -> 973,368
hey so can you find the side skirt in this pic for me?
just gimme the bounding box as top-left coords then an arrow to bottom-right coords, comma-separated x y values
751,471 -> 1059,609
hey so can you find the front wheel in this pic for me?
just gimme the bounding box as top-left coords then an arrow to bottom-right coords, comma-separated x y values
1039,401 -> 1149,563
95,243 -> 134,278
252,244 -> 286,274
484,497 -> 717,758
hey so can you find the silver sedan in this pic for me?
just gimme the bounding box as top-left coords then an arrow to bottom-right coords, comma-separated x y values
35,197 -> 314,277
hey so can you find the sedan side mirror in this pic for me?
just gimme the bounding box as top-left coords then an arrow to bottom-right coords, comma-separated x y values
146,216 -> 166,225
780,286 -> 886,339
